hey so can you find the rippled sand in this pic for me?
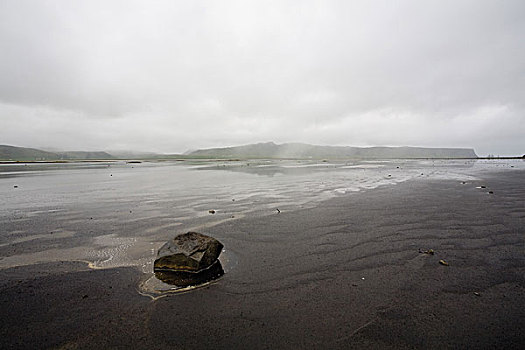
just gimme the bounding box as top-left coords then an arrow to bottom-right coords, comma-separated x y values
0,160 -> 524,348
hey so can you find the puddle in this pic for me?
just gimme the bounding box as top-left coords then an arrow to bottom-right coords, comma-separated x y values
154,260 -> 224,287
138,248 -> 237,299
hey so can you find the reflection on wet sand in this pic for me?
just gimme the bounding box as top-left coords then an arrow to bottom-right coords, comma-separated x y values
154,260 -> 224,287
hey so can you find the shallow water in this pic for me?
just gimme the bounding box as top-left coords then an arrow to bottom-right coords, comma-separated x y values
0,158 -> 522,282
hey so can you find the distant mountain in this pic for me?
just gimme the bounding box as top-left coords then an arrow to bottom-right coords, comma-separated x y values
187,142 -> 478,159
0,145 -> 59,161
57,151 -> 114,160
0,145 -> 114,161
0,143 -> 479,161
107,150 -> 161,159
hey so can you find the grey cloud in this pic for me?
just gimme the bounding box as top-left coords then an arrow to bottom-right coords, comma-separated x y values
0,0 -> 524,155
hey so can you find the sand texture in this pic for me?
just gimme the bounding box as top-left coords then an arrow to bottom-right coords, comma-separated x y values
1,170 -> 524,349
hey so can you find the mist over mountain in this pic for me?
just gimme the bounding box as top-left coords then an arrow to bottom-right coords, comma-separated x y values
0,143 -> 480,161
187,142 -> 478,159
0,145 -> 114,161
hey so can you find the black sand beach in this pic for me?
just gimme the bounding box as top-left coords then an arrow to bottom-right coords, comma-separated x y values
1,170 -> 524,349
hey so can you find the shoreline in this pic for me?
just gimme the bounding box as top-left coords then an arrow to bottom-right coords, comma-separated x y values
1,169 -> 524,349
1,156 -> 524,165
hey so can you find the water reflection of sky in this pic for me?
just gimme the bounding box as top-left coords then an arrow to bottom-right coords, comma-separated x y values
0,159 -> 523,213
0,158 -> 522,273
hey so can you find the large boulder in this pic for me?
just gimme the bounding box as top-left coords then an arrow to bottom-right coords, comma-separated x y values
154,232 -> 223,272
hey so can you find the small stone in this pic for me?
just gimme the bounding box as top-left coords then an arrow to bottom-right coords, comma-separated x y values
439,259 -> 449,266
13,185 -> 18,188
474,292 -> 481,297
276,208 -> 281,213
423,249 -> 434,255
208,210 -> 216,214
480,185 -> 486,188
488,191 -> 494,194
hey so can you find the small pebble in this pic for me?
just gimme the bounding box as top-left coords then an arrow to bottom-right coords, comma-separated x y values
209,210 -> 216,214
439,259 -> 449,266
474,292 -> 481,297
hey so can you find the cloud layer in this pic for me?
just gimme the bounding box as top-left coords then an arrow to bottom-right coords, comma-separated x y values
1,0 -> 524,155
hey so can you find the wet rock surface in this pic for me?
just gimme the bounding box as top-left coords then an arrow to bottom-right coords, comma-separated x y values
154,260 -> 224,287
154,232 -> 223,273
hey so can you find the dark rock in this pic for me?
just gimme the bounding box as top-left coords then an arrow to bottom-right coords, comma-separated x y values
208,210 -> 216,214
154,232 -> 223,272
155,260 -> 224,287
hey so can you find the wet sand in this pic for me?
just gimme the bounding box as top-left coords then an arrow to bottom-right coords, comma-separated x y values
1,170 -> 524,349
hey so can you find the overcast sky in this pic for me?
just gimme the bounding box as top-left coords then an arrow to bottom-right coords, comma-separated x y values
1,0 -> 524,156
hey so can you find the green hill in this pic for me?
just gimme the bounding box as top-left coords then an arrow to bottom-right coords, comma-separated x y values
0,145 -> 114,161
